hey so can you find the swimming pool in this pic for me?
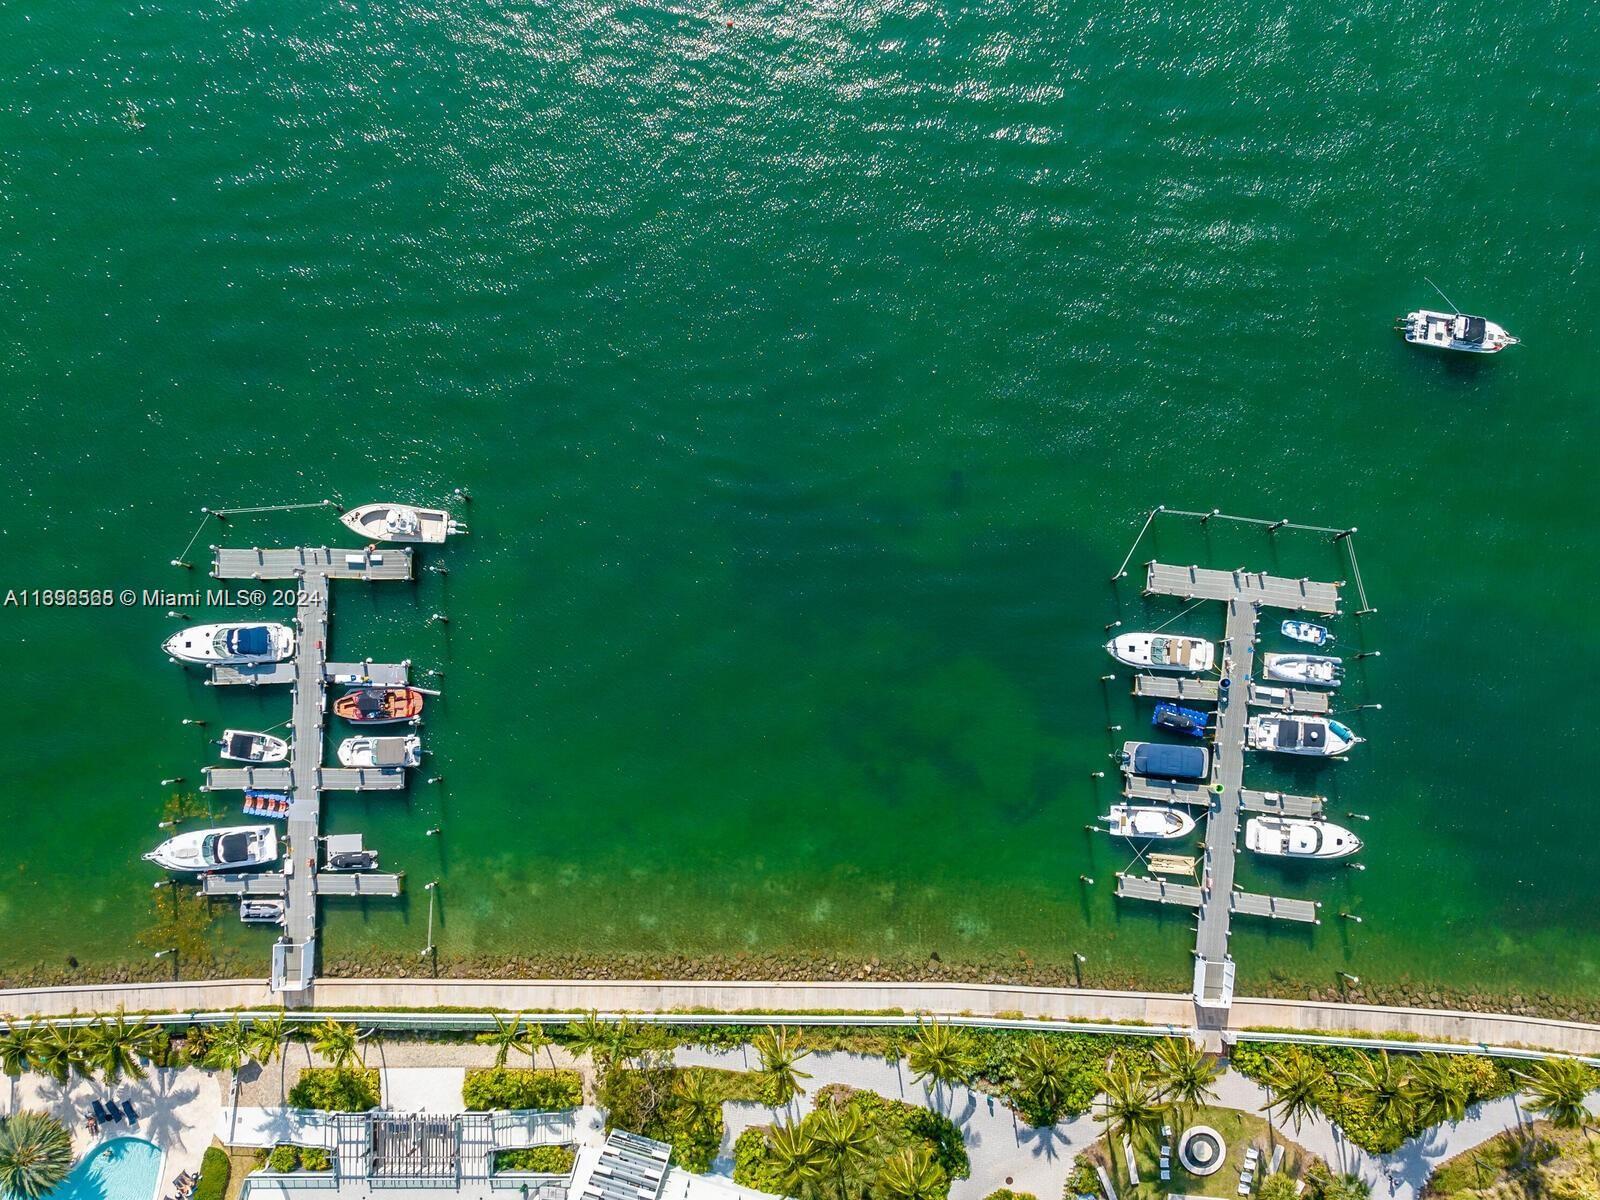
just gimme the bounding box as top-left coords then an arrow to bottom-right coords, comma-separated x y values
51,1137 -> 163,1200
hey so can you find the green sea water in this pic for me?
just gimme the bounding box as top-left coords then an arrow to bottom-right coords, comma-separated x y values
1,0 -> 1596,1001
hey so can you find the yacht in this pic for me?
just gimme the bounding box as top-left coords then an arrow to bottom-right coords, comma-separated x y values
1105,633 -> 1216,673
1262,653 -> 1343,688
1245,715 -> 1362,757
1280,620 -> 1331,646
1400,309 -> 1518,354
163,622 -> 295,666
1103,805 -> 1198,840
336,735 -> 422,768
1245,817 -> 1363,860
143,825 -> 280,873
1121,741 -> 1211,780
339,503 -> 466,544
218,730 -> 290,763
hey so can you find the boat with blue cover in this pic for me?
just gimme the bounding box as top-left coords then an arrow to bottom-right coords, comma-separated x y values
1152,702 -> 1208,738
1121,740 -> 1211,780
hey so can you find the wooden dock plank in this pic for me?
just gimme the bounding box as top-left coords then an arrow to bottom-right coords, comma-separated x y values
1239,789 -> 1325,818
1115,873 -> 1203,908
325,661 -> 410,687
1123,777 -> 1214,807
1144,562 -> 1341,615
1232,890 -> 1320,923
203,765 -> 293,791
1131,674 -> 1330,715
202,873 -> 288,897
210,663 -> 297,687
316,873 -> 403,897
319,767 -> 407,791
212,546 -> 413,582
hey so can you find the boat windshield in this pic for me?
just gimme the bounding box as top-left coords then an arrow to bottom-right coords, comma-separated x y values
1149,637 -> 1179,665
1290,826 -> 1321,854
204,832 -> 253,865
384,508 -> 422,536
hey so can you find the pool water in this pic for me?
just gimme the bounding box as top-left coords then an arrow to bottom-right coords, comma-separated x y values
50,1138 -> 163,1200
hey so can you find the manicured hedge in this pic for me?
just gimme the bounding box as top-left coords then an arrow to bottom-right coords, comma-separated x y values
287,1068 -> 381,1112
194,1147 -> 231,1200
493,1145 -> 577,1174
463,1068 -> 583,1112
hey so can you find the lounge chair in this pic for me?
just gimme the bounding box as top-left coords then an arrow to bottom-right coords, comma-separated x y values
92,1100 -> 115,1124
121,1099 -> 140,1123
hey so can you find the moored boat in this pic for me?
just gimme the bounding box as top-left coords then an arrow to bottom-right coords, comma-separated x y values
1105,633 -> 1216,674
143,825 -> 279,873
1280,620 -> 1331,646
1263,653 -> 1343,688
163,622 -> 295,666
1120,741 -> 1211,780
1103,805 -> 1198,840
337,735 -> 422,768
218,729 -> 290,763
1152,701 -> 1208,738
239,899 -> 286,924
333,687 -> 424,725
1244,817 -> 1363,860
339,503 -> 466,544
1245,715 -> 1362,757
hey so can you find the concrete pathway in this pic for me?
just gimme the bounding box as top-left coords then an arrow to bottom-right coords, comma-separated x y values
5,979 -> 1600,1056
381,1067 -> 465,1112
12,1067 -> 221,1195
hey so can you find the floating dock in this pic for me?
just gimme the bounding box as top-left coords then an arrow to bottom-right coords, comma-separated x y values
206,544 -> 417,993
1114,559 -> 1350,1012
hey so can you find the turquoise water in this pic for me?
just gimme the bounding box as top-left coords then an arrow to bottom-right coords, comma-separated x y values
49,1139 -> 163,1200
0,0 -> 1597,1006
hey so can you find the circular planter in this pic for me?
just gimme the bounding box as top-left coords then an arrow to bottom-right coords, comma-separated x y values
1177,1125 -> 1226,1176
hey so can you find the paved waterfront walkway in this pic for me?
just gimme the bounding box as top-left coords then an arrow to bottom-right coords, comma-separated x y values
6,978 -> 1600,1056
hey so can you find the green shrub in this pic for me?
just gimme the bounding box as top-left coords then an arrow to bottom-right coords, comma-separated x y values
493,1146 -> 577,1174
1063,1157 -> 1100,1197
266,1146 -> 299,1173
288,1068 -> 381,1112
986,1190 -> 1038,1200
598,1063 -> 724,1174
1258,1176 -> 1299,1200
298,1147 -> 331,1172
194,1147 -> 231,1200
463,1068 -> 583,1112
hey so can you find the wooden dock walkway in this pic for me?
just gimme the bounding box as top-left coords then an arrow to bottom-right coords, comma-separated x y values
212,546 -> 413,582
1132,674 -> 1330,715
202,765 -> 407,793
1144,562 -> 1341,614
209,659 -> 409,688
1112,560 -> 1349,1011
202,872 -> 403,898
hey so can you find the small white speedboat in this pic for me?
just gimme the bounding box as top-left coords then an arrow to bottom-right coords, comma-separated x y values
339,503 -> 466,544
1103,805 -> 1198,840
163,622 -> 295,666
143,825 -> 280,873
1104,633 -> 1216,673
336,735 -> 422,768
1263,653 -> 1343,688
218,729 -> 290,763
1245,817 -> 1363,860
1280,620 -> 1330,646
239,899 -> 286,924
1246,715 -> 1362,757
1400,309 -> 1518,354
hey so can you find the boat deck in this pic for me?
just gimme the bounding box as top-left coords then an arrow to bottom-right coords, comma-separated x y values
1132,674 -> 1331,715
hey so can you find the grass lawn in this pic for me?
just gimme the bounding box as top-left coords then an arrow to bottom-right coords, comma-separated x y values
1424,1119 -> 1600,1197
1089,1106 -> 1319,1199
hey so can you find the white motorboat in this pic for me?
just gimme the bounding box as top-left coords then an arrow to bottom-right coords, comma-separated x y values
143,825 -> 280,873
1400,309 -> 1518,354
163,622 -> 295,666
239,899 -> 286,924
1246,715 -> 1362,757
336,735 -> 422,768
1262,653 -> 1343,688
1245,817 -> 1363,860
323,833 -> 379,872
1103,805 -> 1198,840
1105,633 -> 1216,673
218,729 -> 290,763
339,503 -> 466,544
1280,620 -> 1331,646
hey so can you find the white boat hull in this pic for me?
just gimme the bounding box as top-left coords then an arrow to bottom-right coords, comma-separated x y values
1104,633 -> 1216,674
1245,817 -> 1362,860
219,730 -> 290,763
1401,309 -> 1517,354
164,622 -> 296,666
339,503 -> 461,544
336,735 -> 422,768
1262,653 -> 1343,688
1104,805 -> 1197,840
143,825 -> 280,873
1245,715 -> 1362,757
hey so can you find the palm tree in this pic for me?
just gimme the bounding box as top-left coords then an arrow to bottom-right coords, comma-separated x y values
1100,1059 -> 1161,1149
1519,1057 -> 1596,1137
205,1019 -> 257,1075
86,1016 -> 160,1087
808,1102 -> 871,1200
1405,1055 -> 1469,1131
0,1110 -> 75,1200
1340,1051 -> 1415,1137
308,1019 -> 361,1071
525,1023 -> 555,1070
907,1021 -> 976,1099
564,1012 -> 613,1062
1148,1039 -> 1220,1121
1013,1035 -> 1071,1120
32,1023 -> 92,1087
1260,1050 -> 1328,1137
764,1120 -> 822,1198
249,1013 -> 292,1068
0,1024 -> 43,1112
876,1145 -> 947,1200
1317,1172 -> 1372,1200
753,1027 -> 813,1110
478,1014 -> 534,1068
675,1070 -> 721,1129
